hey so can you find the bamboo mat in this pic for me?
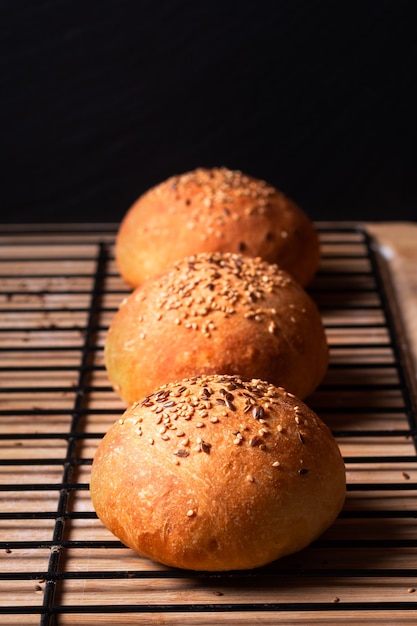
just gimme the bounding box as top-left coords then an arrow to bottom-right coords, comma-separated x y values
0,222 -> 417,625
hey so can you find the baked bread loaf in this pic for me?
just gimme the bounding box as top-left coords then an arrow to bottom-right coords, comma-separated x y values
90,374 -> 346,571
115,167 -> 320,287
105,252 -> 328,405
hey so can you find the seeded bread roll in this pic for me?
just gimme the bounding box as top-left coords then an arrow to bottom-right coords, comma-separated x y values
105,252 -> 328,405
115,167 -> 320,287
90,374 -> 346,571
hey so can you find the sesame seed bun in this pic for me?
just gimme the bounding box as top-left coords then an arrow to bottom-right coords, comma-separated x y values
90,374 -> 346,571
105,252 -> 328,405
115,167 -> 320,288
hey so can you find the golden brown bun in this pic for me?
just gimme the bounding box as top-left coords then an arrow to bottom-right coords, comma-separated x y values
90,374 -> 346,571
105,252 -> 328,405
115,167 -> 320,287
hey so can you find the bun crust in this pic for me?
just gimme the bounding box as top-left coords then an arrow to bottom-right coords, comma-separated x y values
115,167 -> 320,287
105,252 -> 328,405
90,374 -> 346,571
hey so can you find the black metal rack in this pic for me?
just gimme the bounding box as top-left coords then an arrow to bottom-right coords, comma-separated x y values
0,225 -> 417,625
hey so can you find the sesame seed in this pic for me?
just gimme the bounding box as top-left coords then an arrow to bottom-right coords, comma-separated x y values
174,449 -> 189,458
187,509 -> 196,517
252,405 -> 264,420
246,475 -> 254,482
272,461 -> 280,467
209,416 -> 219,423
200,440 -> 212,454
148,438 -> 154,445
155,392 -> 170,403
118,419 -> 124,425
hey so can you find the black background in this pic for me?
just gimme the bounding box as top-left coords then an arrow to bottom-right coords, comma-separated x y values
1,0 -> 417,224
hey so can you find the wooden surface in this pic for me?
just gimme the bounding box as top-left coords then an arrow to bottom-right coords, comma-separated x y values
366,223 -> 417,379
0,222 -> 417,624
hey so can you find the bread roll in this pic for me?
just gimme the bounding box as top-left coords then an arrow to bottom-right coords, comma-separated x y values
90,374 -> 346,571
115,167 -> 320,287
105,252 -> 328,405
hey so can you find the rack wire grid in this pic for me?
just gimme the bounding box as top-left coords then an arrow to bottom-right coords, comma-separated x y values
0,224 -> 417,625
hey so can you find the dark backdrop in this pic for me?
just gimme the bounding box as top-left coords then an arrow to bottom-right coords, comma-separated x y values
1,0 -> 416,224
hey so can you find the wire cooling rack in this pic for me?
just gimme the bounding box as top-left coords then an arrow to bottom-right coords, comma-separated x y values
0,224 -> 417,625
